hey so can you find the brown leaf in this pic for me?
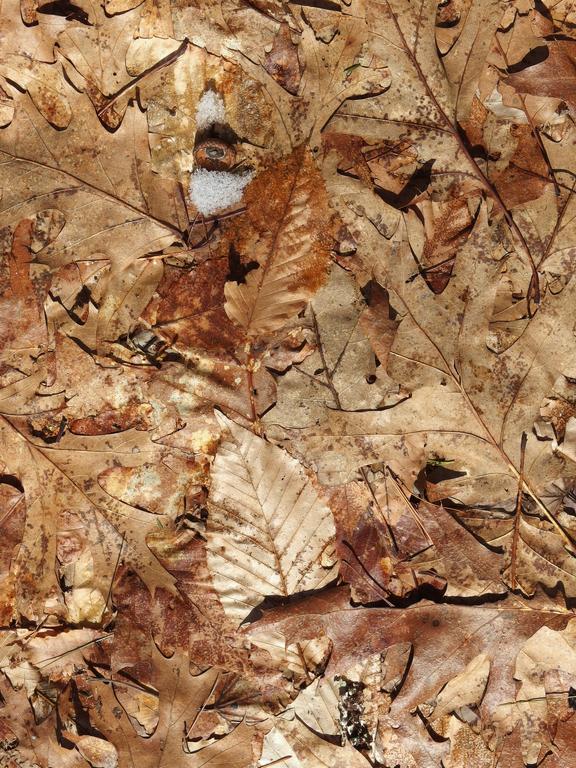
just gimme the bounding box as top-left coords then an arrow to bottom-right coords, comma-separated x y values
3,3 -> 576,766
407,500 -> 507,599
409,196 -> 478,294
494,125 -> 549,209
224,145 -> 334,338
506,39 -> 576,113
264,21 -> 302,95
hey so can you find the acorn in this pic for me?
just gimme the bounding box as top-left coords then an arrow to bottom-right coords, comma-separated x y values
194,139 -> 236,171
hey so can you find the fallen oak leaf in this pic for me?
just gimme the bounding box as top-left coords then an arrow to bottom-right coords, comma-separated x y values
405,195 -> 480,294
0,414 -> 177,621
25,628 -> 110,682
0,97 -> 182,270
0,218 -> 49,371
493,619 -> 576,765
260,713 -> 373,767
86,646 -> 225,768
187,720 -> 259,767
263,264 -> 398,434
248,589 -> 575,767
56,3 -> 146,130
505,31 -> 576,115
418,652 -> 490,727
0,55 -> 71,129
399,494 -> 507,600
279,203 -> 576,574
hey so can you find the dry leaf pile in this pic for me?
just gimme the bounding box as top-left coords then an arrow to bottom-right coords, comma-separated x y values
2,0 -> 576,766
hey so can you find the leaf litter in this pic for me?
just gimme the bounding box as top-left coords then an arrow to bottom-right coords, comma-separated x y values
1,0 -> 576,766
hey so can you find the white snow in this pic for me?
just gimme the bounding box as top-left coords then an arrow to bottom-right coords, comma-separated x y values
189,168 -> 254,216
195,90 -> 226,130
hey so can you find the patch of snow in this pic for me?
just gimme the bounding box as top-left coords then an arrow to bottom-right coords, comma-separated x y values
189,168 -> 254,215
195,90 -> 226,130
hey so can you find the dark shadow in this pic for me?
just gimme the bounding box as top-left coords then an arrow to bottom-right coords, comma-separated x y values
227,244 -> 259,284
38,0 -> 91,24
506,45 -> 549,74
374,159 -> 435,209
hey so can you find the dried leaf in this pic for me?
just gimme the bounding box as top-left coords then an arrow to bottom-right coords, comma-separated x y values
206,412 -> 338,624
224,145 -> 333,337
3,1 -> 576,766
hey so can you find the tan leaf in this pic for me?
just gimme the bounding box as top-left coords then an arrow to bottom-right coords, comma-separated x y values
0,56 -> 71,128
187,721 -> 258,767
294,677 -> 341,738
72,735 -> 118,768
263,264 -> 398,433
418,652 -> 490,723
206,412 -> 338,624
260,715 -> 373,767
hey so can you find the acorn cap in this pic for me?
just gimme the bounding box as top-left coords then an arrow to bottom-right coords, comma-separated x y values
194,139 -> 236,171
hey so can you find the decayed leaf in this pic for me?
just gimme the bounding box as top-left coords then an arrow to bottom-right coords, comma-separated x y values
224,145 -> 334,337
206,412 -> 338,623
251,588 -> 575,766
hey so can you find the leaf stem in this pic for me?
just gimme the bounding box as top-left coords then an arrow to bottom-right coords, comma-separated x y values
509,432 -> 527,591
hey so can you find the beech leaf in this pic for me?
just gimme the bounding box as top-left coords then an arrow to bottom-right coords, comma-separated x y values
206,412 -> 338,624
224,145 -> 334,338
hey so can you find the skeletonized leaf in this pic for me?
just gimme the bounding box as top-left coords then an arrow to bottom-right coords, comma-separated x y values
206,412 -> 338,624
